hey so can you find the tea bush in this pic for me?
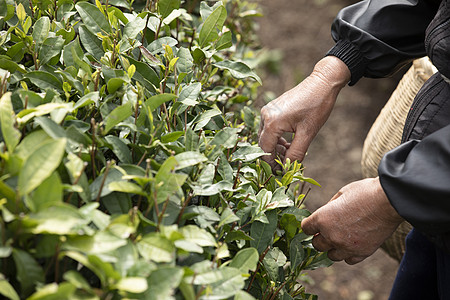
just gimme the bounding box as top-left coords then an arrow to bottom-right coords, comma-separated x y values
0,0 -> 331,299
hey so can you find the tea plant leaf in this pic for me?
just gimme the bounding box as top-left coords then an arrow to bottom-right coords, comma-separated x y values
79,25 -> 104,61
179,82 -> 201,106
137,233 -> 175,263
145,93 -> 177,112
192,267 -> 245,299
213,60 -> 262,84
211,127 -> 240,148
161,131 -> 184,143
290,233 -> 307,271
155,156 -> 187,203
24,71 -> 63,92
108,181 -> 146,196
26,282 -> 76,299
76,2 -> 112,34
231,145 -> 266,162
122,16 -> 147,40
180,225 -> 217,247
103,101 -> 133,134
63,37 -> 85,68
18,138 -> 66,195
216,30 -> 232,50
114,277 -> 148,293
218,207 -> 240,227
39,36 -> 64,65
124,55 -> 159,91
158,0 -> 180,18
105,135 -> 132,163
174,151 -> 207,169
199,3 -> 227,47
0,277 -> 19,300
193,108 -> 222,131
234,291 -> 256,300
304,252 -> 333,270
12,249 -> 45,297
229,247 -> 259,273
250,210 -> 277,253
147,37 -> 178,54
29,172 -> 63,212
144,267 -> 184,300
31,16 -> 50,46
0,93 -> 20,153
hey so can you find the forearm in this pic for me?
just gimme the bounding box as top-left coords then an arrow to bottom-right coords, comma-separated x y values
328,0 -> 439,85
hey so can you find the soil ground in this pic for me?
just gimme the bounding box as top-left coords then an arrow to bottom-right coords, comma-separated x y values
255,0 -> 405,299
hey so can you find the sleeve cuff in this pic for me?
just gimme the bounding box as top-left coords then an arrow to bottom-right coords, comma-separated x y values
326,40 -> 367,86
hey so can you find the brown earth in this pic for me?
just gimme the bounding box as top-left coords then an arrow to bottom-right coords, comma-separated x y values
255,0 -> 405,299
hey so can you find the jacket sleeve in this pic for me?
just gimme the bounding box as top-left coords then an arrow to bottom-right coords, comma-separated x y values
378,124 -> 450,234
327,0 -> 440,85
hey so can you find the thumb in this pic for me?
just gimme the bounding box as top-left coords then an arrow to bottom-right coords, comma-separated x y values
301,212 -> 320,236
284,132 -> 310,163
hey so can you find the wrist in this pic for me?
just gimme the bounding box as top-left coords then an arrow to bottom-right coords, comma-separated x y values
311,56 -> 351,90
374,177 -> 404,225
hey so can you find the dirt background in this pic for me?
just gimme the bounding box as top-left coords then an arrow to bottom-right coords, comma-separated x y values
254,0 -> 406,299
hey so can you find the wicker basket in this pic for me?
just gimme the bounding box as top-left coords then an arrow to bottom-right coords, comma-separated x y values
361,57 -> 437,262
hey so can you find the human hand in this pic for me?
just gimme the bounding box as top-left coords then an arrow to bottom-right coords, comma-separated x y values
301,178 -> 403,265
258,56 -> 350,169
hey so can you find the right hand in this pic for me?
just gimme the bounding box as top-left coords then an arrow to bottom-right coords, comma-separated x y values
258,56 -> 351,169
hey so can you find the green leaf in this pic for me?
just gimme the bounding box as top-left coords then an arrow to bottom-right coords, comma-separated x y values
199,3 -> 227,47
147,37 -> 178,54
231,145 -> 266,162
216,30 -> 232,50
145,93 -> 177,112
229,247 -> 259,273
39,36 -> 64,65
76,2 -> 112,34
218,207 -> 240,227
179,82 -> 201,106
79,25 -> 104,61
179,225 -> 217,247
105,135 -> 132,163
234,291 -> 256,300
290,233 -> 306,271
280,213 -> 298,242
211,127 -> 240,149
137,233 -> 175,263
250,210 -> 277,253
27,282 -> 76,300
12,249 -> 45,297
18,138 -> 66,195
103,101 -> 133,134
114,277 -> 148,293
144,267 -> 184,300
191,267 -> 245,299
262,247 -> 286,281
122,16 -> 146,40
28,172 -> 63,212
193,108 -> 221,131
158,0 -> 180,18
304,252 -> 333,270
63,37 -> 84,68
124,55 -> 159,92
108,181 -> 146,196
174,151 -> 207,170
0,276 -> 19,300
161,131 -> 184,143
213,60 -> 262,84
0,92 -> 20,153
155,156 -> 187,203
24,71 -> 63,92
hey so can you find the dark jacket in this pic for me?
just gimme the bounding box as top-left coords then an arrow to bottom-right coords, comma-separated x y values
327,0 -> 450,252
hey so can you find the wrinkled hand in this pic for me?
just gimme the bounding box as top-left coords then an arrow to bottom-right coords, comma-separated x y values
258,56 -> 350,169
301,178 -> 404,265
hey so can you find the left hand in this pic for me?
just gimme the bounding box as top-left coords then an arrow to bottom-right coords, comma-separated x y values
301,177 -> 404,265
